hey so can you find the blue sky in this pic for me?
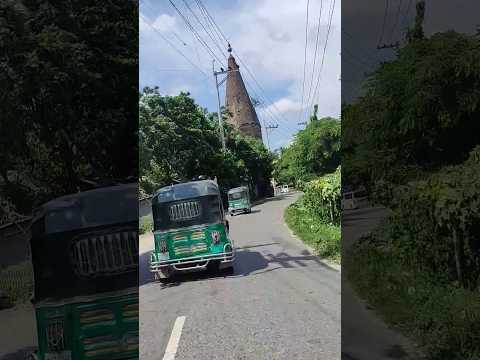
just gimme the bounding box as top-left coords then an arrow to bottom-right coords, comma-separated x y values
139,0 -> 341,151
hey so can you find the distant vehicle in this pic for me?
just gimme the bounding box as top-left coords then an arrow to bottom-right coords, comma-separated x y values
228,186 -> 251,216
341,188 -> 368,210
150,180 -> 234,282
281,185 -> 289,193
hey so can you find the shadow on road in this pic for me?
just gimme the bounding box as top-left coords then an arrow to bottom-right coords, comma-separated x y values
0,347 -> 36,360
140,242 -> 336,288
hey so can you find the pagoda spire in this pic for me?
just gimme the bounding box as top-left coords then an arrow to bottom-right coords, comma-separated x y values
224,48 -> 263,141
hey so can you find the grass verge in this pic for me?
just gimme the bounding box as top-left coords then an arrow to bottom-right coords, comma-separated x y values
0,261 -> 34,307
284,200 -> 340,263
346,238 -> 480,360
139,214 -> 153,235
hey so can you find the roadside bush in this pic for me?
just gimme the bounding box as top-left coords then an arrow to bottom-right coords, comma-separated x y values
0,261 -> 33,305
139,215 -> 153,235
376,146 -> 480,287
302,166 -> 341,225
285,168 -> 341,263
348,239 -> 480,360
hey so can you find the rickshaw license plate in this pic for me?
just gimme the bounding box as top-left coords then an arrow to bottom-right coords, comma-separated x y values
45,351 -> 72,360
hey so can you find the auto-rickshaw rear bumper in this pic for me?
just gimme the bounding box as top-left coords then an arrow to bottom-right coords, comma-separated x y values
150,244 -> 234,272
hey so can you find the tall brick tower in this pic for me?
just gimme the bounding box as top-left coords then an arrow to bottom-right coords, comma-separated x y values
225,47 -> 263,141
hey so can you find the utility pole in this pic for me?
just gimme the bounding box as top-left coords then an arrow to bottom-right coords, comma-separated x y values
264,124 -> 278,151
213,59 -> 240,151
213,60 -> 226,151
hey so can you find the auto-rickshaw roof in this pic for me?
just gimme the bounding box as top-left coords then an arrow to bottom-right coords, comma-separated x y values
228,186 -> 248,194
32,183 -> 138,233
153,180 -> 219,203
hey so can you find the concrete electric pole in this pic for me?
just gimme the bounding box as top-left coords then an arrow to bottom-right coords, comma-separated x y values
213,56 -> 240,151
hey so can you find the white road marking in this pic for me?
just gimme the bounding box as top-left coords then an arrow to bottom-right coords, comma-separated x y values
162,316 -> 186,360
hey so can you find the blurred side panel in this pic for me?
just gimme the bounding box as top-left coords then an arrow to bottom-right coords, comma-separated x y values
342,1 -> 480,359
0,1 -> 139,359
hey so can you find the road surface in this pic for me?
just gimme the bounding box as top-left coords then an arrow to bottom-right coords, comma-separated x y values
341,206 -> 421,360
139,193 -> 340,360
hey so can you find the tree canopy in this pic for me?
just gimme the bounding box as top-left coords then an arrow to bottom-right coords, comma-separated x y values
343,31 -> 480,188
274,107 -> 340,187
0,0 -> 138,215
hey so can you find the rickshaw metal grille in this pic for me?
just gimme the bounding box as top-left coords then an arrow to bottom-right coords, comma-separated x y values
46,318 -> 65,352
71,230 -> 138,277
169,200 -> 201,221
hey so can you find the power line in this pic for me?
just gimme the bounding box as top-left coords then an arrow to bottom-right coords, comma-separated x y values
304,0 -> 336,122
378,0 -> 390,46
304,0 -> 325,114
298,0 -> 310,127
194,0 -> 226,49
387,0 -> 403,44
196,0 -> 230,43
140,13 -> 209,78
399,0 -> 413,37
180,0 -> 227,60
168,0 -> 225,65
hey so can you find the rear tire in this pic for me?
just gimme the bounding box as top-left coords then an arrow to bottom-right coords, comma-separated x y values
207,260 -> 220,273
223,265 -> 234,275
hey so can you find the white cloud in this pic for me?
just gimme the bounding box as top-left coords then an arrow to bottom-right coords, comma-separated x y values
152,14 -> 176,33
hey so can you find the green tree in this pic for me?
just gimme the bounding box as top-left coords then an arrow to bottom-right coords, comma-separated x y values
1,0 -> 138,214
343,31 -> 480,190
275,108 -> 340,187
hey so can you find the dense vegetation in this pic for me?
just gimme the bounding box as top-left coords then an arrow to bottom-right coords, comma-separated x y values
277,111 -> 341,262
274,106 -> 340,188
285,166 -> 340,262
139,87 -> 273,200
343,21 -> 480,359
0,0 -> 138,217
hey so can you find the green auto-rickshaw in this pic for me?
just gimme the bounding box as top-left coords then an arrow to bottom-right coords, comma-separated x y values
227,186 -> 251,216
29,184 -> 139,360
150,179 -> 234,281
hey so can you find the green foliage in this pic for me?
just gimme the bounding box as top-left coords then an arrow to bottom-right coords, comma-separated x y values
285,201 -> 340,263
0,261 -> 33,304
274,113 -> 340,187
370,147 -> 480,287
1,0 -> 138,213
348,240 -> 480,360
139,215 -> 153,235
284,168 -> 341,262
139,88 -> 273,197
343,31 -> 480,189
302,167 -> 341,225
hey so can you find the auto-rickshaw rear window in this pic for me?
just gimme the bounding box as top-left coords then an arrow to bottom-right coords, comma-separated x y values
169,200 -> 202,221
153,195 -> 221,231
228,192 -> 245,200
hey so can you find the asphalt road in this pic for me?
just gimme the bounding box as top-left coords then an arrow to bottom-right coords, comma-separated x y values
139,192 -> 341,360
341,206 -> 421,360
